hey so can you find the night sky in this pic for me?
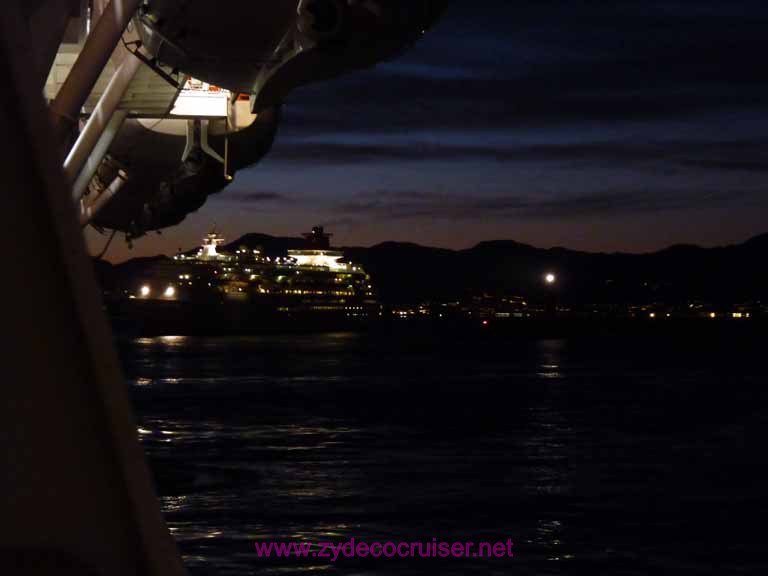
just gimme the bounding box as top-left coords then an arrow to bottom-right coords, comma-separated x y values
96,0 -> 768,262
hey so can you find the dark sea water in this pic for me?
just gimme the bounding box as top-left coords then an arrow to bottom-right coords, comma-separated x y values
118,325 -> 767,575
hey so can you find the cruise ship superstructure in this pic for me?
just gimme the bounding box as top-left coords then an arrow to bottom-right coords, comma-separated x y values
112,227 -> 379,332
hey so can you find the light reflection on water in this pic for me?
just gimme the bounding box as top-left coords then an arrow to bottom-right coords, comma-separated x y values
119,331 -> 764,575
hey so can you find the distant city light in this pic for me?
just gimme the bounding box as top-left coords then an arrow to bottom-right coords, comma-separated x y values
649,312 -> 656,318
140,285 -> 151,297
544,273 -> 557,285
164,286 -> 176,298
709,312 -> 717,319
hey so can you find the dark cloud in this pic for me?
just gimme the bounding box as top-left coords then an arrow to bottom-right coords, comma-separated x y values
221,191 -> 288,203
678,159 -> 768,173
275,0 -> 768,135
335,188 -> 764,221
268,139 -> 768,174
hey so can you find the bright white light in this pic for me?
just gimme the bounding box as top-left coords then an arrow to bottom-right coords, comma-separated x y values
288,249 -> 347,270
545,273 -> 556,285
164,286 -> 176,298
140,285 -> 151,297
171,78 -> 229,117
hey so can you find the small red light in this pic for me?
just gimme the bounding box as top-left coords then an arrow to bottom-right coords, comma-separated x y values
482,320 -> 489,326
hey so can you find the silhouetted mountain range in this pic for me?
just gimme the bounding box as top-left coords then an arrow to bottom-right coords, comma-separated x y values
96,233 -> 768,306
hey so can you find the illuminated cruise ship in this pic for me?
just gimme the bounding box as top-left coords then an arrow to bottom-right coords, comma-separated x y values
112,227 -> 379,333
